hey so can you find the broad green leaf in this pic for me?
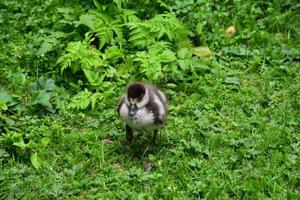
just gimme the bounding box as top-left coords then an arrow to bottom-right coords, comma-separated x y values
37,77 -> 56,91
31,153 -> 41,169
29,77 -> 56,92
0,91 -> 12,103
193,46 -> 212,57
31,91 -> 52,108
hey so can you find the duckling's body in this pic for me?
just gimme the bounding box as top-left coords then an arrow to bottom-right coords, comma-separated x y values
118,82 -> 167,143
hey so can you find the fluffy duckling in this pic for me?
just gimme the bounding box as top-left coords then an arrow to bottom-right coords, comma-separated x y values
117,82 -> 168,143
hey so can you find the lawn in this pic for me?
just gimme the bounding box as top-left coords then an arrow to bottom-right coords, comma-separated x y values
0,0 -> 299,199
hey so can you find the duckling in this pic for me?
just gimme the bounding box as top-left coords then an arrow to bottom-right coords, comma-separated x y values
117,82 -> 168,143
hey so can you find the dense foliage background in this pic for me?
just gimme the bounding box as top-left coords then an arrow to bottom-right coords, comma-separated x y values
0,0 -> 299,199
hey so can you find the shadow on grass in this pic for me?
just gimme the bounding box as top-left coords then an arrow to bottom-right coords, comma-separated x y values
114,130 -> 170,172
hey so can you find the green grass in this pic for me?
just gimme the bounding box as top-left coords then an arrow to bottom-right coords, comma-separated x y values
0,0 -> 299,199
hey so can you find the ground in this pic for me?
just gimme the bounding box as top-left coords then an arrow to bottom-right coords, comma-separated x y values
0,0 -> 299,199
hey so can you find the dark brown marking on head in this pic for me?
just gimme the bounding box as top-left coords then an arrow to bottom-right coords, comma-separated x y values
127,83 -> 146,100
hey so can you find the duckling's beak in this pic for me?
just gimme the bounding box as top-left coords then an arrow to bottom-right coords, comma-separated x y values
128,105 -> 137,117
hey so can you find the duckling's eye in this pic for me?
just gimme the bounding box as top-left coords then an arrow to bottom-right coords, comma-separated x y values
137,95 -> 143,102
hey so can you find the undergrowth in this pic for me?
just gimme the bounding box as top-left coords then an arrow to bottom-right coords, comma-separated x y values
0,0 -> 299,199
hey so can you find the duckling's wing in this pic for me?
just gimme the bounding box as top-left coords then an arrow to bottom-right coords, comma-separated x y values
117,95 -> 125,115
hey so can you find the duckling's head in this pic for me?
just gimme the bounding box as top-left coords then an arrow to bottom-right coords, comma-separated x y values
126,82 -> 149,116
127,82 -> 146,101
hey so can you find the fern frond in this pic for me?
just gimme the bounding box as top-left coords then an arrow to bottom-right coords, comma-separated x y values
83,69 -> 105,88
127,13 -> 188,48
78,11 -> 124,49
57,34 -> 103,73
133,42 -> 176,80
78,14 -> 97,30
68,89 -> 92,110
119,9 -> 139,23
68,89 -> 102,110
113,0 -> 128,10
105,46 -> 125,60
127,21 -> 155,47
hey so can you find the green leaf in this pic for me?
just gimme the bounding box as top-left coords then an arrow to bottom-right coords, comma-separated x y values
79,11 -> 123,49
37,77 -> 56,91
158,49 -> 176,63
105,67 -> 117,78
83,69 -> 105,88
31,153 -> 41,169
37,41 -> 54,55
166,83 -> 177,88
68,89 -> 94,110
0,13 -> 3,24
93,0 -> 102,10
57,34 -> 103,73
0,91 -> 12,103
29,77 -> 56,92
78,14 -> 96,30
224,77 -> 241,85
31,90 -> 52,108
41,137 -> 50,148
177,48 -> 193,59
0,149 -> 9,161
13,140 -> 28,149
127,13 -> 188,48
113,0 -> 124,10
0,100 -> 7,111
90,93 -> 102,110
177,59 -> 192,70
193,46 -> 212,57
105,46 -> 124,60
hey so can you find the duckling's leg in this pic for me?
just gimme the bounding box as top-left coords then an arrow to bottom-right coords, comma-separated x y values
152,130 -> 158,144
126,124 -> 133,143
